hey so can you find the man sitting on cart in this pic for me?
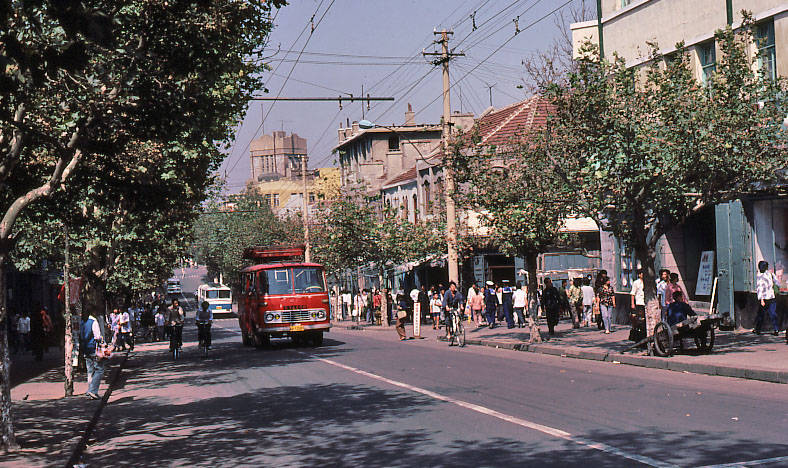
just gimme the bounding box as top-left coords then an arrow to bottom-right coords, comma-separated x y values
666,291 -> 696,327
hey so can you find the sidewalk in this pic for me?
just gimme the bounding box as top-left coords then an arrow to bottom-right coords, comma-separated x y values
2,348 -> 127,467
337,318 -> 788,384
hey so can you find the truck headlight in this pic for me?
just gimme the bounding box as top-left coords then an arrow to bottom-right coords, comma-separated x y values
265,313 -> 274,322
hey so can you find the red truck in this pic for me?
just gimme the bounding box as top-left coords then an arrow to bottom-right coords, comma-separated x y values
238,245 -> 330,347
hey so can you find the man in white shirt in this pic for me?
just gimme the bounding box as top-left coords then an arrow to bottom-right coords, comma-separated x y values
512,282 -> 527,328
341,291 -> 351,320
154,310 -> 165,342
580,278 -> 595,327
119,308 -> 133,351
631,270 -> 646,312
754,260 -> 780,336
17,312 -> 30,351
656,269 -> 669,314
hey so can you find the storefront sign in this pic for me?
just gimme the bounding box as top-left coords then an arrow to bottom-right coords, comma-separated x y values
696,251 -> 715,296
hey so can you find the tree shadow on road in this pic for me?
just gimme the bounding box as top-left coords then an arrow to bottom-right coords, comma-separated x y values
81,378 -> 788,467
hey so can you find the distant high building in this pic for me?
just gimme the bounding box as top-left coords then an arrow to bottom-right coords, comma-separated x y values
248,130 -> 340,214
249,131 -> 307,183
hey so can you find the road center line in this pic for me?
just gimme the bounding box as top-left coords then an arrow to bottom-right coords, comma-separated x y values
308,354 -> 677,468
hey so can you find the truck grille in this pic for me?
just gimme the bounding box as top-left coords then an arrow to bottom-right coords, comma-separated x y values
280,309 -> 320,322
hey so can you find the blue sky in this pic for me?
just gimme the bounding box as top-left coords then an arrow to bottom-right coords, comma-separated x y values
218,0 -> 587,192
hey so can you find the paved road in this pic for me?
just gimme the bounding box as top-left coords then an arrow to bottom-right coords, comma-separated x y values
81,321 -> 788,467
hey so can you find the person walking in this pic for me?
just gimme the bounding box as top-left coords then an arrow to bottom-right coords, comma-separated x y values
395,293 -> 408,340
484,281 -> 498,329
513,281 -> 527,328
39,306 -> 53,354
594,271 -> 609,330
372,289 -> 382,325
418,285 -> 430,326
17,312 -> 30,353
119,307 -> 133,351
341,290 -> 351,321
598,276 -> 616,334
154,308 -> 165,342
631,269 -> 646,331
567,278 -> 583,329
581,277 -> 595,327
80,309 -> 106,400
429,291 -> 442,329
656,269 -> 670,317
754,260 -> 780,336
541,278 -> 561,336
501,280 -> 515,329
469,284 -> 485,327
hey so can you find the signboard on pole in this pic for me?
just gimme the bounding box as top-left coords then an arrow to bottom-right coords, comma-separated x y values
695,251 -> 715,296
413,303 -> 421,338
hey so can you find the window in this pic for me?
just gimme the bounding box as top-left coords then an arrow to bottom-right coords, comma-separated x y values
423,181 -> 431,212
263,269 -> 292,295
756,20 -> 776,81
264,193 -> 272,206
412,193 -> 418,218
272,194 -> 280,207
388,134 -> 400,151
309,193 -> 316,203
402,197 -> 409,219
698,41 -> 716,84
621,0 -> 632,7
293,267 -> 326,293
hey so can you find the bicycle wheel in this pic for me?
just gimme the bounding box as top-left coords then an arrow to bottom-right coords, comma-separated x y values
457,320 -> 465,347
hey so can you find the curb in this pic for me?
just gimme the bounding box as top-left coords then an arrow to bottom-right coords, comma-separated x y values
64,350 -> 130,468
439,337 -> 788,384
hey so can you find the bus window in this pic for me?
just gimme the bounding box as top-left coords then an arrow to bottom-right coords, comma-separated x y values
218,290 -> 231,299
265,269 -> 292,295
293,267 -> 325,293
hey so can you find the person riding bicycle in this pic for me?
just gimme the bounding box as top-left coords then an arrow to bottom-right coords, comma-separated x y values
442,281 -> 464,338
167,299 -> 185,352
196,300 -> 213,350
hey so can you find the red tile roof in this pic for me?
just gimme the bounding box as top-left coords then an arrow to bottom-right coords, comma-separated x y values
382,166 -> 418,188
475,95 -> 553,147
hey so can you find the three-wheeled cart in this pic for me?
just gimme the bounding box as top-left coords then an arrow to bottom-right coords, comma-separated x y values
623,313 -> 723,357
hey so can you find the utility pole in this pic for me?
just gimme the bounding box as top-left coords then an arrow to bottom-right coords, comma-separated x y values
424,30 -> 464,285
301,154 -> 311,262
63,225 -> 73,397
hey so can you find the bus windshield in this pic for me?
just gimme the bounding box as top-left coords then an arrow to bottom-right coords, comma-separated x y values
206,290 -> 231,299
261,267 -> 324,295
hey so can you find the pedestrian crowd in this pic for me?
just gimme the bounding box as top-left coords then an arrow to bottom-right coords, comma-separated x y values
332,266 -> 786,345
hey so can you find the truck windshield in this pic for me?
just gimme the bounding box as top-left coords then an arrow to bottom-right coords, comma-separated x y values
293,267 -> 325,293
260,267 -> 324,295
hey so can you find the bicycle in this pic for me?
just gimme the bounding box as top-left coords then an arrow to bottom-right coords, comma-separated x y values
196,320 -> 211,357
169,323 -> 183,360
446,308 -> 466,347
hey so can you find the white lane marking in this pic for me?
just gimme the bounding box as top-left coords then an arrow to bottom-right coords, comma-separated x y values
307,354 -> 677,468
694,455 -> 788,468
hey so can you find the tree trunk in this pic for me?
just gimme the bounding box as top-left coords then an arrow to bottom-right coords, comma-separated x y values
0,252 -> 19,452
634,231 -> 661,354
63,227 -> 73,397
524,251 -> 543,343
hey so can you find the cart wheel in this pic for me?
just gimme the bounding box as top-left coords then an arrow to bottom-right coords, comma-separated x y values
694,327 -> 715,353
653,321 -> 674,357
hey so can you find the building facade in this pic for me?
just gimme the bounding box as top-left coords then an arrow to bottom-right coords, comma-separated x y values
572,0 -> 788,327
